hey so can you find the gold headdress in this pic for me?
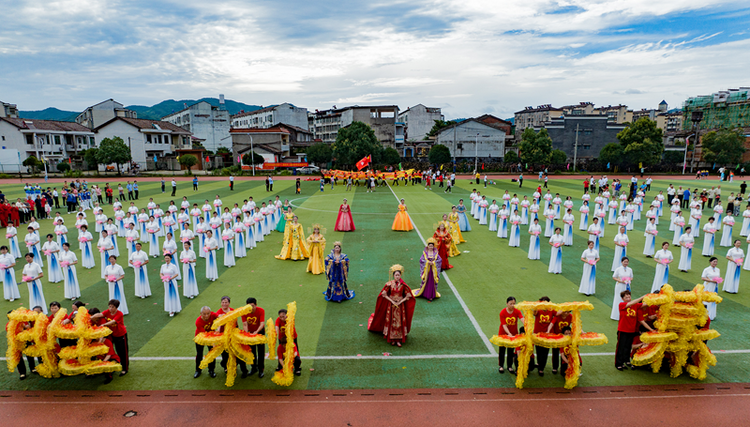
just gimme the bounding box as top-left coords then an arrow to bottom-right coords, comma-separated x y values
426,237 -> 437,246
308,224 -> 326,235
389,264 -> 404,280
333,241 -> 342,248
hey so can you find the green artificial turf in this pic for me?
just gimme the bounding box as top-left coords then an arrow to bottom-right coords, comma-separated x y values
1,176 -> 750,391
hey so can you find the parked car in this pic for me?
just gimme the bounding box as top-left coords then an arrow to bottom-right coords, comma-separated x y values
298,165 -> 321,174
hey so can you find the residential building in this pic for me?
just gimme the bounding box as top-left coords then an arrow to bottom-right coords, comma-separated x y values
596,105 -> 633,124
230,126 -> 293,165
514,105 -> 564,138
435,118 -> 506,162
309,108 -> 344,144
162,100 -> 231,152
1,101 -> 19,118
682,87 -> 750,163
310,105 -> 400,149
397,104 -> 443,141
94,117 -> 191,169
561,102 -> 596,116
533,115 -> 626,161
0,117 -> 95,171
230,103 -> 308,130
76,99 -> 137,129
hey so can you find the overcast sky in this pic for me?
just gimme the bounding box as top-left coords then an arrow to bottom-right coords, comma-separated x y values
1,0 -> 749,119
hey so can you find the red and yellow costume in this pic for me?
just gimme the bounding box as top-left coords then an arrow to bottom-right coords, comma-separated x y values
392,204 -> 413,231
305,228 -> 326,275
334,203 -> 355,232
368,265 -> 416,344
433,226 -> 454,270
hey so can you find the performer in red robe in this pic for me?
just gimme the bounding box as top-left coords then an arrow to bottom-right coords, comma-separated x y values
334,199 -> 355,232
433,223 -> 454,270
367,264 -> 415,347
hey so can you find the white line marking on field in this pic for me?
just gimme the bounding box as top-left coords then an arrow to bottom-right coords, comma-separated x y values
387,184 -> 497,355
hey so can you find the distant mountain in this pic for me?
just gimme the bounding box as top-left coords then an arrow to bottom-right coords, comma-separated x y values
505,117 -> 515,124
18,107 -> 78,122
126,98 -> 264,120
19,98 -> 264,122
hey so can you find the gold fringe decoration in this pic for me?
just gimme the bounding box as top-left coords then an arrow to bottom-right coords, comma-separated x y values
491,301 -> 607,390
633,284 -> 722,380
272,301 -> 297,387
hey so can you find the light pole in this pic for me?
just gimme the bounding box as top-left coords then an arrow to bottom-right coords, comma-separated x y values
474,132 -> 479,174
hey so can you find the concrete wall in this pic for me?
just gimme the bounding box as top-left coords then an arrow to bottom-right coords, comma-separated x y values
436,122 -> 506,160
95,120 -> 175,167
540,116 -> 626,160
399,105 -> 443,141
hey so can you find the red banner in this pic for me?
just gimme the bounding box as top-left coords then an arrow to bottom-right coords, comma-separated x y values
264,162 -> 309,168
355,155 -> 372,171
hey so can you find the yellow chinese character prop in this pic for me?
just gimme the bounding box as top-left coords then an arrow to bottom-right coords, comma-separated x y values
194,303 -> 277,387
51,307 -> 122,376
490,301 -> 607,389
632,284 -> 721,380
271,301 -> 297,387
6,308 -> 62,378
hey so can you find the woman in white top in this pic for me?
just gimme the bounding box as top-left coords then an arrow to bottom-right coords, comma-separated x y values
138,209 -> 149,242
587,217 -> 602,252
163,232 -> 181,280
97,229 -> 115,279
54,222 -> 69,247
78,225 -> 95,269
75,214 -> 88,248
543,206 -> 555,238
22,253 -> 46,314
231,203 -> 242,223
253,207 -> 265,243
125,223 -> 139,261
644,217 -> 658,257
221,207 -> 233,230
723,240 -> 745,294
209,212 -> 223,249
624,202 -> 635,231
562,208 -> 575,246
579,201 -> 590,231
6,225 -> 22,259
28,218 -> 40,237
167,202 -> 178,223
488,200 -> 500,232
652,241 -> 673,293
563,196 -> 574,216
59,242 -> 80,300
579,240 -> 599,296
688,208 -> 702,238
669,200 -> 680,231
177,208 -> 190,232
520,197 -> 530,225
190,204 -> 202,231
201,200 -> 213,223
261,203 -> 273,236
720,214 -> 735,247
0,245 -> 19,301
114,209 -> 126,237
221,224 -> 236,268
233,218 -> 247,258
204,229 -> 219,281
163,214 -> 176,240
496,205 -> 509,238
24,227 -> 44,268
181,241 -> 199,298
42,234 -> 63,283
104,218 -> 119,257
678,227 -> 694,272
213,196 -> 223,217
611,257 -> 634,320
741,205 -> 750,237
196,217 -> 209,258
616,210 -> 629,236
713,202 -> 724,225
529,201 -> 540,228
528,218 -> 541,260
645,206 -> 659,226
509,209 -> 521,247
612,227 -> 629,272
551,195 -> 562,219
129,242 -> 151,298
95,212 -> 107,234
672,211 -> 685,246
243,212 -> 256,250
153,205 -> 165,237
160,254 -> 181,317
548,228 -> 564,274
146,216 -> 161,257
608,199 -> 619,225
702,217 -> 717,257
179,221 -> 195,249
103,255 -> 128,315
701,257 -> 721,320
478,197 -> 488,226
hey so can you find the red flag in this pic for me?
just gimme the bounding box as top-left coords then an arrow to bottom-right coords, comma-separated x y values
481,163 -> 485,170
205,156 -> 210,163
355,155 -> 371,171
68,158 -> 71,165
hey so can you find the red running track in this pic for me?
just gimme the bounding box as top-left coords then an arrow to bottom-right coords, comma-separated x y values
2,383 -> 748,426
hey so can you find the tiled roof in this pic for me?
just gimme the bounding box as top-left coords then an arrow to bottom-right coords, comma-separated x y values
229,125 -> 290,134
1,117 -> 92,132
95,117 -> 191,134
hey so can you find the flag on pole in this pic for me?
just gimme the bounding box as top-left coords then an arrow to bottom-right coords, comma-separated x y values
355,155 -> 372,171
153,155 -> 158,162
205,155 -> 210,163
68,157 -> 72,165
398,162 -> 403,171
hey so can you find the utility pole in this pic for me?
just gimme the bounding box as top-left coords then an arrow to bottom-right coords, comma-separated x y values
474,132 -> 479,174
573,123 -> 579,172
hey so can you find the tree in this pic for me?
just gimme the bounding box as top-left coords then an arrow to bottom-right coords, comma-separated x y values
549,149 -> 567,165
701,128 -> 746,166
96,137 -> 132,174
504,151 -> 519,164
428,144 -> 452,164
518,128 -> 553,166
179,154 -> 198,171
22,155 -> 41,174
305,142 -> 333,165
332,121 -> 383,167
56,162 -> 71,173
617,118 -> 664,166
382,147 -> 401,165
82,148 -> 100,171
216,147 -> 231,155
598,143 -> 624,168
663,150 -> 684,165
427,119 -> 457,137
242,151 -> 265,166
623,138 -> 663,167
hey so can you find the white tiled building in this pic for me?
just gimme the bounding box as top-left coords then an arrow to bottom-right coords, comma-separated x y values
94,117 -> 191,168
230,103 -> 308,130
162,101 -> 231,152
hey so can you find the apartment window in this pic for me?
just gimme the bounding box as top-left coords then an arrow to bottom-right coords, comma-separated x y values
54,135 -> 61,145
146,134 -> 152,143
370,110 -> 377,118
163,135 -> 169,144
89,137 -> 95,146
582,144 -> 591,150
1,136 -> 4,141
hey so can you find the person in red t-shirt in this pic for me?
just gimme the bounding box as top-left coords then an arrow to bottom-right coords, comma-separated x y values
275,308 -> 298,352
194,306 -> 218,378
276,335 -> 301,376
533,296 -> 556,376
559,326 -> 582,377
242,297 -> 266,378
498,296 -> 523,374
631,304 -> 657,357
616,291 -> 646,370
92,299 -> 129,376
89,307 -> 120,384
546,310 -> 572,374
215,296 -> 249,378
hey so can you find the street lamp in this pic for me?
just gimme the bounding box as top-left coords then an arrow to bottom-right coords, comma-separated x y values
474,132 -> 479,174
683,111 -> 703,175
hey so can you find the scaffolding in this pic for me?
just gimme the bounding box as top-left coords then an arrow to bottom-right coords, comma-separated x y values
682,88 -> 750,131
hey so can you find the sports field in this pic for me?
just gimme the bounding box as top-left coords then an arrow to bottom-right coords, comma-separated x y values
2,175 -> 750,392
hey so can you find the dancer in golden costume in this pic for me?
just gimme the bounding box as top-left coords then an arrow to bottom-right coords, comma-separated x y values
392,199 -> 414,231
275,215 -> 309,260
306,224 -> 326,274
